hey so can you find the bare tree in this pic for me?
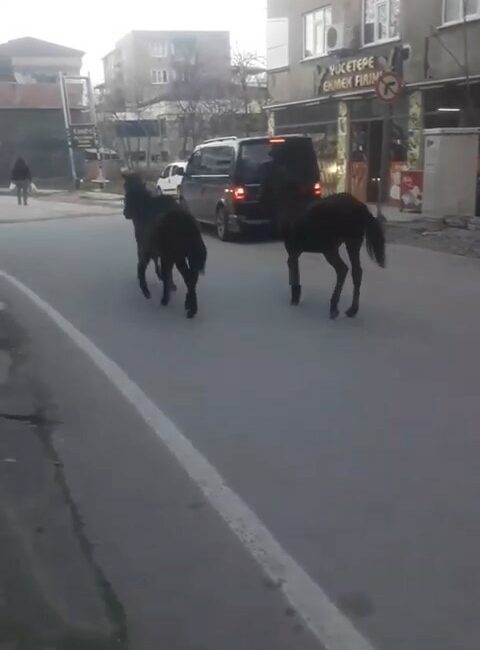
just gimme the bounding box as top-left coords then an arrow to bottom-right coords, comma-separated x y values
231,51 -> 269,137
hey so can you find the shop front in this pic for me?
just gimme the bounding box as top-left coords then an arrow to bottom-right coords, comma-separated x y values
270,55 -> 480,208
270,52 -> 410,202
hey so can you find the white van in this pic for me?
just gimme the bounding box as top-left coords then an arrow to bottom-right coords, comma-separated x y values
156,162 -> 187,196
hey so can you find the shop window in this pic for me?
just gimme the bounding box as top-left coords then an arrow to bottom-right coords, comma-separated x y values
364,0 -> 400,45
443,0 -> 480,23
304,6 -> 332,59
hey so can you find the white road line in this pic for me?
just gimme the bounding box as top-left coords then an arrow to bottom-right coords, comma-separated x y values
0,268 -> 376,650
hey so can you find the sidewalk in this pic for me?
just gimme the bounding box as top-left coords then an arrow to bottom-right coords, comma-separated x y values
368,202 -> 420,223
0,196 -> 120,224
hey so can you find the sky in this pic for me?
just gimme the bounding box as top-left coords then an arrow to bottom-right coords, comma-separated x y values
0,0 -> 267,82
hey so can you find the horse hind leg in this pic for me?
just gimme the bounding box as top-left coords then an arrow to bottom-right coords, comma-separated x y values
345,239 -> 363,318
323,247 -> 349,319
176,260 -> 199,319
155,257 -> 176,292
137,255 -> 151,300
288,253 -> 302,306
160,257 -> 174,306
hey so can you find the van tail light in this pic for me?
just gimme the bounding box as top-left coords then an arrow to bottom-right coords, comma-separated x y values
233,186 -> 246,201
313,181 -> 322,197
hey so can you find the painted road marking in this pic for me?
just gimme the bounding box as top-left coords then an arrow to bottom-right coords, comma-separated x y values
0,268 -> 376,650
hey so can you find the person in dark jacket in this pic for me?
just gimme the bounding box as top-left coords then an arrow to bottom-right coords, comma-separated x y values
11,157 -> 32,206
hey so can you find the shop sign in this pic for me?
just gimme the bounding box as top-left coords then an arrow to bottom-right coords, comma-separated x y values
69,124 -> 97,150
317,56 -> 383,95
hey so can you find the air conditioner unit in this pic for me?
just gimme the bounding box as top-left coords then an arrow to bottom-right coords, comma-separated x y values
327,24 -> 345,52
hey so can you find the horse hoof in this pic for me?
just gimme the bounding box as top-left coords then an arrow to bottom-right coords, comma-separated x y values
291,286 -> 301,306
345,307 -> 358,318
330,307 -> 340,320
161,298 -> 169,307
143,291 -> 151,300
186,309 -> 197,319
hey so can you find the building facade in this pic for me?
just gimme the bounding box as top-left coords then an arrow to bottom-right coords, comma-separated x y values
99,31 -> 268,167
100,30 -> 233,164
0,37 -> 83,83
103,30 -> 231,108
0,38 -> 85,184
267,0 -> 480,201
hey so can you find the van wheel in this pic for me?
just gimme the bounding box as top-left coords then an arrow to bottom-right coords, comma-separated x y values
216,207 -> 231,242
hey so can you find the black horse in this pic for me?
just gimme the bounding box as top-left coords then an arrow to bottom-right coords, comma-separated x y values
123,173 -> 207,318
282,192 -> 386,319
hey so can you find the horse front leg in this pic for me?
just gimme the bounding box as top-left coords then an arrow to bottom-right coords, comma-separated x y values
288,253 -> 301,306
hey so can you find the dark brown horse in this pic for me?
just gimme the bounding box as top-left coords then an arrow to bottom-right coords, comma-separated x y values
123,173 -> 207,318
282,192 -> 386,319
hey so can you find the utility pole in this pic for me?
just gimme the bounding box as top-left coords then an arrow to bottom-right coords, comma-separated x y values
87,73 -> 106,188
377,102 -> 393,219
461,0 -> 474,125
59,72 -> 78,187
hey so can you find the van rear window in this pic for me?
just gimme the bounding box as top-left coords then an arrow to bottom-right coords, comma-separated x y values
237,139 -> 319,184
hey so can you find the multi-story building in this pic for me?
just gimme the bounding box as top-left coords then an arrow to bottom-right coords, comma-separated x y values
103,30 -> 231,107
99,30 -> 268,166
267,0 -> 480,200
100,30 -> 233,164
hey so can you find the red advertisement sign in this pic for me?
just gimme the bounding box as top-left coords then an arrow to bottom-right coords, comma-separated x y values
400,171 -> 423,213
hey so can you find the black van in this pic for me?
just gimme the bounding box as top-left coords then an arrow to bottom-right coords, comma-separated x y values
180,135 -> 321,241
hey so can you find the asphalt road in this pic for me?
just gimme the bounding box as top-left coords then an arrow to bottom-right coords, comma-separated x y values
1,198 -> 480,650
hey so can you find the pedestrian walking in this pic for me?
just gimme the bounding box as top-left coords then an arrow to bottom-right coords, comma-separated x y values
11,157 -> 32,206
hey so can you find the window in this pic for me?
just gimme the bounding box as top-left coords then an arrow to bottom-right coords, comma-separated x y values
237,139 -> 319,185
199,147 -> 234,175
364,0 -> 400,44
443,0 -> 480,23
150,42 -> 168,58
304,6 -> 332,59
151,69 -> 169,84
160,165 -> 171,179
186,150 -> 203,175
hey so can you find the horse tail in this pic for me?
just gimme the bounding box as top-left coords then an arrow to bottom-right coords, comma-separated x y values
188,234 -> 207,275
364,208 -> 386,268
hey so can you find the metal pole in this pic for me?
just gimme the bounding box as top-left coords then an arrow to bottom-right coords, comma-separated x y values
87,73 -> 106,188
59,73 -> 77,187
462,0 -> 473,125
377,102 -> 392,219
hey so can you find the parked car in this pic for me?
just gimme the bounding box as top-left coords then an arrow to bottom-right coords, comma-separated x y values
179,135 -> 321,241
157,162 -> 187,196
